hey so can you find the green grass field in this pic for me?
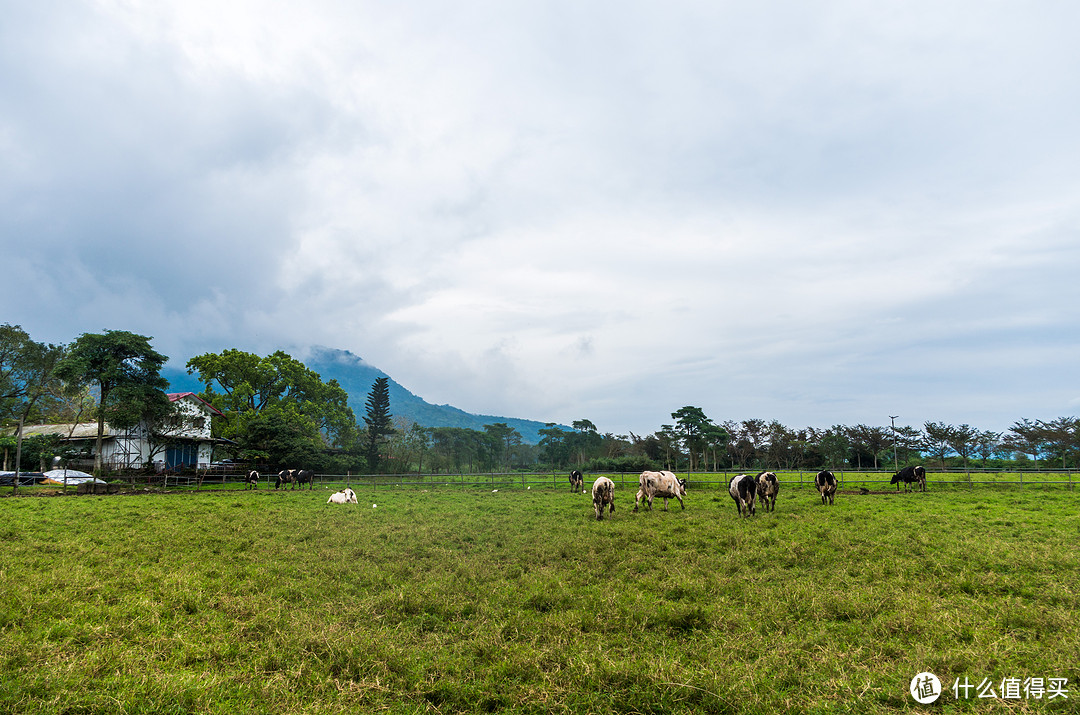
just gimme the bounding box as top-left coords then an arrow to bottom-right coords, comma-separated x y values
2,481 -> 1078,713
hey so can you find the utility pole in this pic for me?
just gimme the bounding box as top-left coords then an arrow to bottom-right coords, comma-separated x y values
890,415 -> 899,471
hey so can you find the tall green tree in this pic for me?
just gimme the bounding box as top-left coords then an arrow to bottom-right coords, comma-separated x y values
702,422 -> 730,471
429,427 -> 483,472
893,425 -> 924,466
945,423 -> 979,473
54,330 -> 169,475
1037,417 -> 1079,469
186,349 -> 357,466
672,406 -> 711,471
1006,418 -> 1044,465
484,422 -> 523,470
819,426 -> 851,471
921,421 -> 955,470
0,324 -> 65,426
975,430 -> 1003,467
538,424 -> 572,468
656,424 -> 681,470
569,419 -> 602,465
363,377 -> 394,471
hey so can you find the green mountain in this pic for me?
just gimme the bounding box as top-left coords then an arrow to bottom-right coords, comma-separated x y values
165,346 -> 559,444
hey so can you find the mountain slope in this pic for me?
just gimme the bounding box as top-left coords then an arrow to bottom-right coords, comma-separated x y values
164,346 -> 558,444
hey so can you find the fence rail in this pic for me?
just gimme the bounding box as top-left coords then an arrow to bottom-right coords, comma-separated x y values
87,468 -> 1080,491
9,467 -> 1080,493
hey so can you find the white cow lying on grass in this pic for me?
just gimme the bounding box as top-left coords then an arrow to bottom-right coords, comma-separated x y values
327,487 -> 358,504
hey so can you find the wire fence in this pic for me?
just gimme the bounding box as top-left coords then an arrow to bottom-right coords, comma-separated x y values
47,467 -> 1077,492
8,465 -> 1080,494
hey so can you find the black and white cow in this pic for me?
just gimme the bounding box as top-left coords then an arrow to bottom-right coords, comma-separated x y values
816,470 -> 837,505
755,471 -> 779,512
891,465 -> 926,492
569,470 -> 584,493
592,477 -> 615,520
275,469 -> 314,490
244,470 -> 259,490
327,487 -> 358,504
633,470 -> 687,512
729,474 -> 757,517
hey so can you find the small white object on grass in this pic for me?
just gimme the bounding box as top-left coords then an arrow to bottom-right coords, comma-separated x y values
492,489 -> 498,493
372,503 -> 377,508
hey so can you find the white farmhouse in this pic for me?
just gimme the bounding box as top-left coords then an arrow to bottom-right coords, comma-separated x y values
17,392 -> 225,471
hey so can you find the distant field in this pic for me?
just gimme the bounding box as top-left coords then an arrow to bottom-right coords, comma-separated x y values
2,482 -> 1078,713
51,467 -> 1077,495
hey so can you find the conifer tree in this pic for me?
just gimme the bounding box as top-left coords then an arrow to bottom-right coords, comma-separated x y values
363,377 -> 393,471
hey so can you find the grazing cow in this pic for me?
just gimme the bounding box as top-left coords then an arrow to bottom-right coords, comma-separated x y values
327,487 -> 358,504
276,468 -> 314,490
569,470 -> 584,493
816,470 -> 838,505
755,471 -> 779,512
891,465 -> 926,492
729,474 -> 757,517
592,477 -> 616,520
633,470 -> 687,512
275,469 -> 295,489
244,470 -> 259,490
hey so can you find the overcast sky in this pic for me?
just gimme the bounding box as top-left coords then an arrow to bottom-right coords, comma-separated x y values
3,1 -> 1079,436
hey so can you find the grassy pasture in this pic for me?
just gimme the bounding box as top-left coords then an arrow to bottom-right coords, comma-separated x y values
1,482 -> 1078,714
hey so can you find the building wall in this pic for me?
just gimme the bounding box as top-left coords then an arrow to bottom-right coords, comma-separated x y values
168,396 -> 214,440
91,397 -> 218,469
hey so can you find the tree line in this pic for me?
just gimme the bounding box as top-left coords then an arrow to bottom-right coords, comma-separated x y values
3,323 -> 1079,476
535,411 -> 1080,474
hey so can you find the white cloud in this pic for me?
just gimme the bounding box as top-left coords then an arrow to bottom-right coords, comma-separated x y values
2,0 -> 1079,434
